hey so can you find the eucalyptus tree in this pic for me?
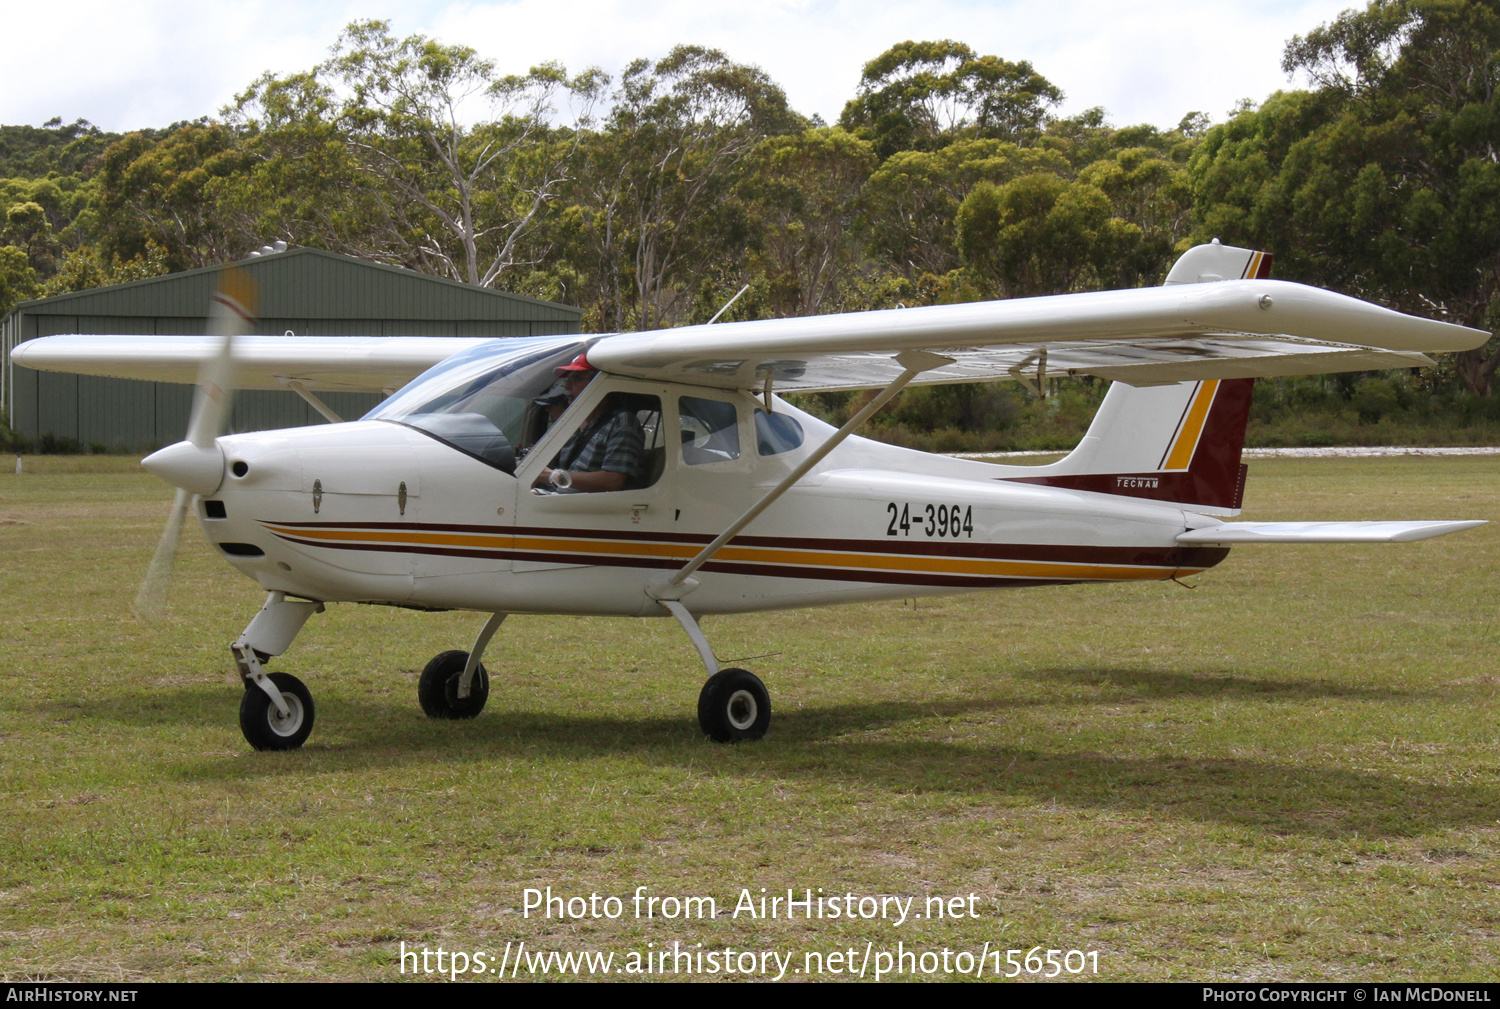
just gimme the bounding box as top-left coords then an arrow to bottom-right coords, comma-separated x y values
863,139 -> 1069,279
1079,146 -> 1194,287
1192,0 -> 1500,394
840,40 -> 1063,159
231,20 -> 603,288
957,173 -> 1140,298
737,127 -> 877,318
569,45 -> 795,331
1285,0 -> 1500,395
0,245 -> 37,317
94,122 -> 253,270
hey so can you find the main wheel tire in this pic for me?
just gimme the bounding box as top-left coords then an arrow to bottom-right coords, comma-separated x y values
697,668 -> 771,743
418,649 -> 489,719
239,672 -> 315,751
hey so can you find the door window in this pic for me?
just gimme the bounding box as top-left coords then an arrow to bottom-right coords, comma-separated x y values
546,392 -> 664,491
679,397 -> 740,466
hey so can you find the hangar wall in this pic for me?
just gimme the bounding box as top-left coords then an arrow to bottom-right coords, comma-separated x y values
2,248 -> 583,451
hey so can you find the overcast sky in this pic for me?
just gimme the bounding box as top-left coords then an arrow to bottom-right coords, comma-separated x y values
7,0 -> 1357,133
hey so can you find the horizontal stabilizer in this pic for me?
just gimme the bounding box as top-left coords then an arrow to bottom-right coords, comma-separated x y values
1176,520 -> 1486,545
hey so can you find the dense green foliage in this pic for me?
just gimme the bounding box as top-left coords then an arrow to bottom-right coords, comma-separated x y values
2,3 -> 1497,445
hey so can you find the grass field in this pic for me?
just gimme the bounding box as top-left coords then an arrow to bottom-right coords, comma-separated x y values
0,453 -> 1496,982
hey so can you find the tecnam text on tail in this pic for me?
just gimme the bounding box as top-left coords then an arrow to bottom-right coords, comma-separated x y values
13,242 -> 1488,750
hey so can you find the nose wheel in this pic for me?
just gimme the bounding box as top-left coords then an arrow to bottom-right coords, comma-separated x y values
697,668 -> 771,742
239,672 -> 315,750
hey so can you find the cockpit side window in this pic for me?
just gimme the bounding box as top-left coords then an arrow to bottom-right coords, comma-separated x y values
680,396 -> 740,466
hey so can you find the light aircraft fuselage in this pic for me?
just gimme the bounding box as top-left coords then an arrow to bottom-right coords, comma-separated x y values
201,335 -> 1230,618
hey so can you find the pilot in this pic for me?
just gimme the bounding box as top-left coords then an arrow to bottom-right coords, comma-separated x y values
535,379 -> 570,425
533,355 -> 643,493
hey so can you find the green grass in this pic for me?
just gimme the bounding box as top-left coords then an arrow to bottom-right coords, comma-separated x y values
0,455 -> 1496,981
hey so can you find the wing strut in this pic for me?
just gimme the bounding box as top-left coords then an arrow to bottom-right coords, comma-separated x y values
278,377 -> 343,423
1008,347 -> 1047,398
648,349 -> 953,602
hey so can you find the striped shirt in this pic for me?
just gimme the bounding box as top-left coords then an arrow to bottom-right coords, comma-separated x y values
554,406 -> 644,484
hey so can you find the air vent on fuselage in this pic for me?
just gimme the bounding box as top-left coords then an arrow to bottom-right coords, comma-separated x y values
218,542 -> 264,557
204,500 -> 227,519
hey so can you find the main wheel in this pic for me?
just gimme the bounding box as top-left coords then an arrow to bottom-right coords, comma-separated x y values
697,668 -> 771,743
239,672 -> 315,751
418,649 -> 489,719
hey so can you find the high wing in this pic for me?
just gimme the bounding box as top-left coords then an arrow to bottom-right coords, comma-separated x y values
9,335 -> 495,392
12,244 -> 1490,395
587,278 -> 1489,392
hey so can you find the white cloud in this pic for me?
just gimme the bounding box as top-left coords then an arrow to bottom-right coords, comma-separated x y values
2,0 -> 1353,132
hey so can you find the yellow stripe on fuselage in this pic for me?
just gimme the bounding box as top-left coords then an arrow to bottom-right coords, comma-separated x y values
261,524 -> 1202,583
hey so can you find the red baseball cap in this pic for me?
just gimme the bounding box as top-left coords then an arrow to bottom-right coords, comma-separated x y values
553,353 -> 595,377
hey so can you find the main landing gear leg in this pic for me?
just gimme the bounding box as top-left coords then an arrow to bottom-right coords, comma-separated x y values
419,612 -> 505,720
659,600 -> 771,744
231,591 -> 325,751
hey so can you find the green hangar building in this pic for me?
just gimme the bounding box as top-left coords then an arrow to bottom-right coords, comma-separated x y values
1,247 -> 582,452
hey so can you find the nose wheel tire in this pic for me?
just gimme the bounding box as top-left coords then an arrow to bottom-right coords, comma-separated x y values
418,650 -> 490,719
697,668 -> 771,743
239,672 -> 315,751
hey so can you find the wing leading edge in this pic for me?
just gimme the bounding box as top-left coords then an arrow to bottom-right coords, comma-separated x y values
9,335 -> 495,393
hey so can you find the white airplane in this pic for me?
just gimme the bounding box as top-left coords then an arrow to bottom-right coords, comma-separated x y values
12,242 -> 1489,751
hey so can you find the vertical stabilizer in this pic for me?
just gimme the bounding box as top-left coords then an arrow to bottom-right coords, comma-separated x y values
1000,242 -> 1266,516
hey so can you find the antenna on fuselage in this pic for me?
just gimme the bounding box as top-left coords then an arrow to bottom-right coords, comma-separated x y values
706,284 -> 750,325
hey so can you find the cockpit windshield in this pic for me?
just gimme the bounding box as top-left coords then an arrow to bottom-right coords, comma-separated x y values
364,336 -> 590,473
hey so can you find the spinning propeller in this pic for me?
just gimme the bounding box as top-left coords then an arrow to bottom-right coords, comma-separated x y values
134,270 -> 257,621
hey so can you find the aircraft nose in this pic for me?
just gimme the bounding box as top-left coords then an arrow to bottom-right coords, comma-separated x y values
142,440 -> 225,495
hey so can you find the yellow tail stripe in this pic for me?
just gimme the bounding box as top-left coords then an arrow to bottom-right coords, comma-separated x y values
1163,380 -> 1219,471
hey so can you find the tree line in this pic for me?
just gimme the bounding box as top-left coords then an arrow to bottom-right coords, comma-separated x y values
1,1 -> 1497,410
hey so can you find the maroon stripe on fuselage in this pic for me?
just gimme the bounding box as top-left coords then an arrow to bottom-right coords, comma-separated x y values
263,533 -> 1215,588
261,521 -> 1227,569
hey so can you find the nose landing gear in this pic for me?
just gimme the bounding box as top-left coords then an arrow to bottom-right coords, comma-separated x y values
230,591 -> 325,751
239,672 -> 315,750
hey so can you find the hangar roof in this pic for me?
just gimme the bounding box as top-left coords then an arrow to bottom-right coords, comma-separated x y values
9,246 -> 581,325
